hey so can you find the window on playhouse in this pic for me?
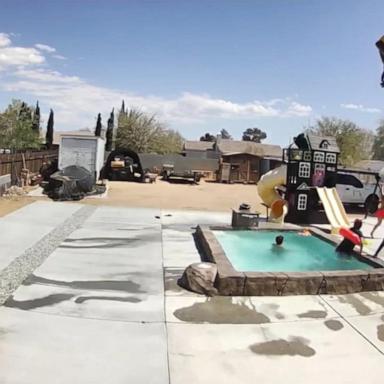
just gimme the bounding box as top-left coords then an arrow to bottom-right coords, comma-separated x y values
303,151 -> 312,161
297,194 -> 307,210
298,162 -> 311,178
314,163 -> 326,172
290,149 -> 303,161
319,140 -> 330,149
313,151 -> 325,162
325,153 -> 337,164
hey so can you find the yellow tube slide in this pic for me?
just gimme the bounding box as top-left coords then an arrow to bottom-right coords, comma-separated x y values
257,165 -> 287,222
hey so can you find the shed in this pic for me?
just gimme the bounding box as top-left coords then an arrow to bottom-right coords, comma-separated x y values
216,140 -> 282,183
59,135 -> 105,180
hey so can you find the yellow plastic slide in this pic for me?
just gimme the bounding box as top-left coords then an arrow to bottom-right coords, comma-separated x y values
257,165 -> 288,222
316,187 -> 350,233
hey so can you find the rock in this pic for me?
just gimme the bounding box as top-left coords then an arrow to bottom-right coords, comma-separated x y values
4,186 -> 27,197
178,262 -> 218,296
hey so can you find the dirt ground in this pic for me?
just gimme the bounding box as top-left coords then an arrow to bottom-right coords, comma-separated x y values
0,196 -> 35,217
83,180 -> 264,213
0,180 -> 265,216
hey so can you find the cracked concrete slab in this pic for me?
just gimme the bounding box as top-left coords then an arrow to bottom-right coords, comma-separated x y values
162,227 -> 201,268
0,307 -> 169,384
167,320 -> 384,384
342,313 -> 384,353
0,201 -> 83,272
2,202 -> 384,384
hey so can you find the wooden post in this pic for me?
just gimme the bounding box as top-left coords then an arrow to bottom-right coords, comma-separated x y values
246,159 -> 250,183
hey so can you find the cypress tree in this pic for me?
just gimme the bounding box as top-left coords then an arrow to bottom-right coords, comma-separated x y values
106,108 -> 114,151
46,109 -> 54,149
32,101 -> 40,132
95,113 -> 102,136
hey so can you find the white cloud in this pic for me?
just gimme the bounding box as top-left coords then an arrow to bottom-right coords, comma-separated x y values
0,31 -> 313,130
52,54 -> 67,60
4,69 -> 313,127
0,33 -> 11,47
340,103 -> 381,113
35,43 -> 56,53
285,101 -> 313,116
0,34 -> 44,70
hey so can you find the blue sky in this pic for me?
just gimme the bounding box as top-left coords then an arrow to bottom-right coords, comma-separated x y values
0,0 -> 383,146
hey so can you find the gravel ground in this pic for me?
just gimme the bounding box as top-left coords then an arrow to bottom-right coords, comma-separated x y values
0,205 -> 96,305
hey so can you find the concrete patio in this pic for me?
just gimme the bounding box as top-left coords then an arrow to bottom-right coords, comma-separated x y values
0,201 -> 384,383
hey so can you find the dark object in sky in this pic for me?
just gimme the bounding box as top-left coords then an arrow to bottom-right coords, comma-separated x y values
376,36 -> 384,87
43,165 -> 96,201
95,113 -> 102,136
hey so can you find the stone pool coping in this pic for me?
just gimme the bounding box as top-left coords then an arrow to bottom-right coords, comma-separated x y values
195,224 -> 384,296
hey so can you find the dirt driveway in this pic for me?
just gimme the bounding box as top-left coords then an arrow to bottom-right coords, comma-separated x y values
83,180 -> 264,213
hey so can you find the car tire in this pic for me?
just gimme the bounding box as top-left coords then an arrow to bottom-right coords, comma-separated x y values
365,194 -> 379,214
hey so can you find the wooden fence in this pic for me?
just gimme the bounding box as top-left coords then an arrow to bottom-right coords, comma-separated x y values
0,149 -> 58,178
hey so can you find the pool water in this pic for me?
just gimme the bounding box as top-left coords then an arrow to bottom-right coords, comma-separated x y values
213,230 -> 372,272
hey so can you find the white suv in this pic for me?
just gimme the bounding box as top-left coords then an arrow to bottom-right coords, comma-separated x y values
336,173 -> 380,209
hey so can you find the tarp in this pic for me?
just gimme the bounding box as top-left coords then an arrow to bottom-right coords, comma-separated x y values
44,165 -> 96,201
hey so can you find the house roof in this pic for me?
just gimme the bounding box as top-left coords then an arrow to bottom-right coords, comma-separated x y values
306,134 -> 340,153
217,139 -> 282,159
183,141 -> 215,151
354,160 -> 384,173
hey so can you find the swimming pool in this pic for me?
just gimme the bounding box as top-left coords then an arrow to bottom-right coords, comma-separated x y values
213,230 -> 371,272
195,225 -> 384,295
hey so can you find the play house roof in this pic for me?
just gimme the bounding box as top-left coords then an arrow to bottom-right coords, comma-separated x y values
306,134 -> 340,153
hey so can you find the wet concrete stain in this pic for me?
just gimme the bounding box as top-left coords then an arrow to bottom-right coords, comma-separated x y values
173,297 -> 270,324
24,274 -> 145,294
5,294 -> 75,310
60,237 -> 140,249
324,319 -> 344,331
249,337 -> 316,357
337,295 -> 372,316
263,303 -> 285,320
297,310 -> 327,319
74,296 -> 141,304
377,323 -> 384,342
360,292 -> 384,308
0,328 -> 8,338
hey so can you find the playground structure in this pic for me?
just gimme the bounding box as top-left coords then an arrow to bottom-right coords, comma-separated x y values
257,133 -> 371,232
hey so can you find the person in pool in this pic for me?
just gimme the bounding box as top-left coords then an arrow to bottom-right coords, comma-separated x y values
336,219 -> 363,255
273,235 -> 284,248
